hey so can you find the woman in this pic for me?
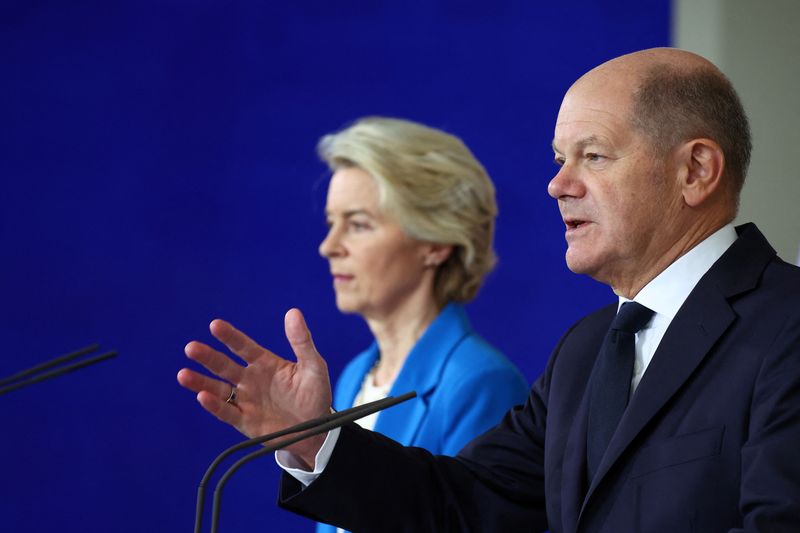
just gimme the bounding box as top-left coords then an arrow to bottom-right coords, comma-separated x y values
315,116 -> 528,532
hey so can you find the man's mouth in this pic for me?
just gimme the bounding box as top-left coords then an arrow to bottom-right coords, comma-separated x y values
564,218 -> 588,230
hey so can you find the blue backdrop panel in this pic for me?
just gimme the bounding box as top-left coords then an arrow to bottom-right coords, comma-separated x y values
0,1 -> 669,531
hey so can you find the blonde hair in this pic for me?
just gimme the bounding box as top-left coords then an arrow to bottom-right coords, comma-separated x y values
317,116 -> 498,306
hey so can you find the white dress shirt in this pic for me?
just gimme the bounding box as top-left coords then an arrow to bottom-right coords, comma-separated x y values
625,224 -> 737,394
277,223 -> 739,487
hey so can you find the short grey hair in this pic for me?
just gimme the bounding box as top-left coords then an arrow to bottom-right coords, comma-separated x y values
631,64 -> 752,204
318,116 -> 498,306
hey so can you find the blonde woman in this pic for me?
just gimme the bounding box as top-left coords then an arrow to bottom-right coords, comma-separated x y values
315,117 -> 527,532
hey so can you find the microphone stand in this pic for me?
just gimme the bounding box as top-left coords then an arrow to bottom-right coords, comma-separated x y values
194,391 -> 416,533
0,344 -> 118,396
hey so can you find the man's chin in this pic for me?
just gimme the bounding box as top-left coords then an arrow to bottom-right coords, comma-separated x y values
565,251 -> 599,277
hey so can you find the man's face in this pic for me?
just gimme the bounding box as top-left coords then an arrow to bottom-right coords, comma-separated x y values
548,79 -> 683,292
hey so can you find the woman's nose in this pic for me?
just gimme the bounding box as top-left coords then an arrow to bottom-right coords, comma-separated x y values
319,226 -> 343,258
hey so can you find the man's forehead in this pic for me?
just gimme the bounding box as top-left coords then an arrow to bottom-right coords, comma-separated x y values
553,102 -> 632,147
551,134 -> 605,153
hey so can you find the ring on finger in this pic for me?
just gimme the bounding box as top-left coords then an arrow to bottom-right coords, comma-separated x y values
225,386 -> 238,406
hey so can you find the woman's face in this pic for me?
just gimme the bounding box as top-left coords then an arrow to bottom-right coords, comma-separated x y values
319,167 -> 435,320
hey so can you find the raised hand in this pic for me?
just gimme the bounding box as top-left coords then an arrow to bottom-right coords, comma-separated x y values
177,308 -> 332,468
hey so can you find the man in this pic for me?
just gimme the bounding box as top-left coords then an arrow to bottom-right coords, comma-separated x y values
178,48 -> 800,532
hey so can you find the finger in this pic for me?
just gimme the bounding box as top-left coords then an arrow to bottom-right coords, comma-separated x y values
209,319 -> 273,365
284,308 -> 322,364
184,340 -> 246,384
176,368 -> 232,400
196,390 -> 243,428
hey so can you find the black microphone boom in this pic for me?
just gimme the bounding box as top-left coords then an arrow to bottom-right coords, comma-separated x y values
194,391 -> 416,533
0,344 -> 118,396
194,393 -> 413,533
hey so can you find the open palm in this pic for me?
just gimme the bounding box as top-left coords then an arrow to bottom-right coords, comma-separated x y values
177,308 -> 332,466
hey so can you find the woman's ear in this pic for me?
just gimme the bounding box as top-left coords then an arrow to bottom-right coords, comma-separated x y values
423,244 -> 453,268
677,138 -> 726,207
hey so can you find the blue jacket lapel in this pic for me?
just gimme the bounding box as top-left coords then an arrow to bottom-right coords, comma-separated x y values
374,303 -> 472,444
333,343 -> 379,411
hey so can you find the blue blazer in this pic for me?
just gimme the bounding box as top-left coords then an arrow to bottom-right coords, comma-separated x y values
283,224 -> 800,532
316,303 -> 528,533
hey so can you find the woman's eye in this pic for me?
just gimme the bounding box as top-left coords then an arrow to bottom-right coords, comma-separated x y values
349,221 -> 371,231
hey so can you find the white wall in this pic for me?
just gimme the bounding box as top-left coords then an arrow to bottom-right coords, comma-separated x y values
674,0 -> 800,264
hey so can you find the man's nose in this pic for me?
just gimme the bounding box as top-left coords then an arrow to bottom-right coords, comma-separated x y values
547,163 -> 583,200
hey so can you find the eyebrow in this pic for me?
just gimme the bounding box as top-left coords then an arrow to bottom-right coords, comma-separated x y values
551,134 -> 603,154
324,208 -> 374,218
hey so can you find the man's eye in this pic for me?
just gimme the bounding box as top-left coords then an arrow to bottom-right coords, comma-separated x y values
553,156 -> 566,167
586,152 -> 604,162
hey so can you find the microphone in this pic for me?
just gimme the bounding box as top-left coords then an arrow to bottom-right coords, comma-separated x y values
193,395 -> 411,533
0,344 -> 118,396
194,391 -> 416,533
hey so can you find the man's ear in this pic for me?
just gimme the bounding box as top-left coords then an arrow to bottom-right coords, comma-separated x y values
423,244 -> 453,268
676,138 -> 726,207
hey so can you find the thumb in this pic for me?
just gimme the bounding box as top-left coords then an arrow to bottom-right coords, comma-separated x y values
284,308 -> 322,364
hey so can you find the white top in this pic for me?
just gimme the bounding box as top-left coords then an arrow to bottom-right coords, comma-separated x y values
277,223 -> 739,488
351,370 -> 392,431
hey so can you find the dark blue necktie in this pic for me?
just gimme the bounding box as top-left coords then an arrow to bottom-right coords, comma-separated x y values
586,301 -> 654,483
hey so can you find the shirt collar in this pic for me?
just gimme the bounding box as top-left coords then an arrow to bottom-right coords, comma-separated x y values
621,224 -> 738,320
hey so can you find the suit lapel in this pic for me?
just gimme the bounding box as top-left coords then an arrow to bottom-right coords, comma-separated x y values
555,305 -> 617,533
580,223 -> 775,513
583,283 -> 735,504
561,384 -> 592,533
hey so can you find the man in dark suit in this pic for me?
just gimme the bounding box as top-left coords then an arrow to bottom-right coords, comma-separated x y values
178,48 -> 800,532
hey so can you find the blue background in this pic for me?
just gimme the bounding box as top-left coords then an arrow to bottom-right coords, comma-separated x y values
0,1 -> 669,531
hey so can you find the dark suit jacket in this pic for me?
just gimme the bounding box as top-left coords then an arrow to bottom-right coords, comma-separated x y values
280,224 -> 800,532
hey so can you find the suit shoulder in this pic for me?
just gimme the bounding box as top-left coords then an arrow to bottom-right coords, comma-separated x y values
733,255 -> 800,323
763,256 -> 800,292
